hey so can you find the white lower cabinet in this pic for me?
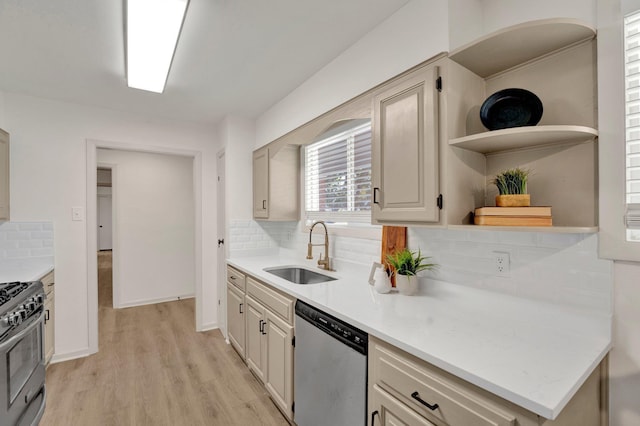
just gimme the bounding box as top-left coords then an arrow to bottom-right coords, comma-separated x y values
368,337 -> 606,426
245,295 -> 267,383
226,283 -> 245,359
226,265 -> 295,422
41,271 -> 55,365
264,309 -> 294,419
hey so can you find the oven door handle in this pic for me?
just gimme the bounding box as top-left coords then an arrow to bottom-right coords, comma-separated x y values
0,310 -> 44,352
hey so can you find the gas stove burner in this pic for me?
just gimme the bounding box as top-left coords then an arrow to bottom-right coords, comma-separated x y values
0,282 -> 30,306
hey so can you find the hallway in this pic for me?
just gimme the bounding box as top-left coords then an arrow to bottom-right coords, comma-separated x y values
40,251 -> 287,425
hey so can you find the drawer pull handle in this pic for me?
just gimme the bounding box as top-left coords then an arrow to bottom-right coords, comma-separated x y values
373,187 -> 380,204
45,309 -> 50,323
259,320 -> 264,333
262,200 -> 267,210
239,303 -> 243,314
230,275 -> 236,280
371,410 -> 379,426
411,391 -> 439,411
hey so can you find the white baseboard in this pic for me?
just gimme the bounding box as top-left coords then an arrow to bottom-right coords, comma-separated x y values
116,293 -> 194,309
200,322 -> 219,332
50,347 -> 95,364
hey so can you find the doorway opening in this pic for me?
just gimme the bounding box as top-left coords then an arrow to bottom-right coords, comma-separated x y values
86,140 -> 204,355
97,167 -> 113,252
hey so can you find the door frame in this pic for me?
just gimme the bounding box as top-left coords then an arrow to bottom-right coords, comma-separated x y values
216,149 -> 227,337
86,139 -> 203,355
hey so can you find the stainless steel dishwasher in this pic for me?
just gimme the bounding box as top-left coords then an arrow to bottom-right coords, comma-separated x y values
294,300 -> 368,426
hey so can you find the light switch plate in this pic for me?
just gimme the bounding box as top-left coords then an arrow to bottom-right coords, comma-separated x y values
72,206 -> 84,221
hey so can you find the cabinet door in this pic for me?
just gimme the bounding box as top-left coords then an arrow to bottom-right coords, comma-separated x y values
370,385 -> 435,426
0,129 -> 9,221
264,310 -> 294,420
372,65 -> 440,223
245,295 -> 267,383
253,147 -> 269,219
44,295 -> 55,365
226,284 -> 246,358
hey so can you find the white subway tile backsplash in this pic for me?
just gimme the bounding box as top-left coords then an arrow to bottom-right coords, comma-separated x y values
6,231 -> 31,241
30,231 -> 53,240
228,220 -> 612,315
0,222 -> 54,260
5,249 -> 31,258
30,248 -> 54,257
18,223 -> 42,231
19,240 -> 43,249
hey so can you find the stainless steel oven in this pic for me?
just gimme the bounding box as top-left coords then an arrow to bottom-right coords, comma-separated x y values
0,281 -> 47,426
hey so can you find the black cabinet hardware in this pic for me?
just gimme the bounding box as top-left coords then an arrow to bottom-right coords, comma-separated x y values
371,410 -> 380,425
411,391 -> 439,410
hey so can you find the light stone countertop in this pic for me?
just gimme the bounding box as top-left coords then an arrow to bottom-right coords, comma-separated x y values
0,257 -> 54,283
227,254 -> 611,420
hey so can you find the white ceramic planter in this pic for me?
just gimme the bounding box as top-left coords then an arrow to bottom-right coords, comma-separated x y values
395,274 -> 418,296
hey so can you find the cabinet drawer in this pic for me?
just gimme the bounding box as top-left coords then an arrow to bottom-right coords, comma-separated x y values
227,266 -> 246,291
371,341 -> 516,426
246,277 -> 294,324
371,384 -> 436,426
40,271 -> 55,296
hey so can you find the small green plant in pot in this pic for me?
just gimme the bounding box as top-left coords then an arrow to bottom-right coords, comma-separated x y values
492,167 -> 531,207
386,248 -> 437,296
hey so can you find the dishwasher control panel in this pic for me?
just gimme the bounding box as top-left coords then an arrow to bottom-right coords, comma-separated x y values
295,300 -> 368,355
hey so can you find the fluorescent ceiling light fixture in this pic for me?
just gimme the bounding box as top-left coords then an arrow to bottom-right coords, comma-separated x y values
126,0 -> 189,93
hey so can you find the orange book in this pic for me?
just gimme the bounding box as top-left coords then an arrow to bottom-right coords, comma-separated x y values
474,206 -> 552,217
474,215 -> 552,226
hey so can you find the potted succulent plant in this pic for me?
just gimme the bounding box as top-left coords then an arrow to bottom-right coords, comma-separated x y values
386,248 -> 437,295
492,167 -> 531,207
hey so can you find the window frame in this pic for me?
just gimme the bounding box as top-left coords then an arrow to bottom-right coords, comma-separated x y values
303,121 -> 373,225
598,0 -> 640,261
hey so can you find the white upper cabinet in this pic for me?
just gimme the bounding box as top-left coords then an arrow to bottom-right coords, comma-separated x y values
252,145 -> 299,221
0,129 -> 9,221
372,60 -> 442,224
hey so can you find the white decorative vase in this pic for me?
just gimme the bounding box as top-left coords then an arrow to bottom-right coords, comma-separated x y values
396,274 -> 418,296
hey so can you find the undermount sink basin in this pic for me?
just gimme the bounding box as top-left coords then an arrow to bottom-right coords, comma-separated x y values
264,266 -> 337,285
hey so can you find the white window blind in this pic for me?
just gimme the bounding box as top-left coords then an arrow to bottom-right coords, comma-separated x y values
625,11 -> 640,241
305,122 -> 372,223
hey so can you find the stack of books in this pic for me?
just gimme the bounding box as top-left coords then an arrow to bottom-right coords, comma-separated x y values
473,206 -> 552,226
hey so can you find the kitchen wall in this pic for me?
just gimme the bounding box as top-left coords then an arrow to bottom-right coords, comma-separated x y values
1,91 -> 219,360
96,149 -> 195,308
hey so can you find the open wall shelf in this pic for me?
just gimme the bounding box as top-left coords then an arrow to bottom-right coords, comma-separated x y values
449,18 -> 596,78
449,125 -> 598,154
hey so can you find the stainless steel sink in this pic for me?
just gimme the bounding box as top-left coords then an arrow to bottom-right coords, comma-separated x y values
264,267 -> 337,285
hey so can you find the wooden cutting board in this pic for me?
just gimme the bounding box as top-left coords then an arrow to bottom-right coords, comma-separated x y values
381,226 -> 407,286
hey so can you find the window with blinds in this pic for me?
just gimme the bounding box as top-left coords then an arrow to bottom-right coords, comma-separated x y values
305,122 -> 372,223
625,11 -> 640,241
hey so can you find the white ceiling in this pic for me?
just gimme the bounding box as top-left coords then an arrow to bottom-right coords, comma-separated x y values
0,0 -> 409,125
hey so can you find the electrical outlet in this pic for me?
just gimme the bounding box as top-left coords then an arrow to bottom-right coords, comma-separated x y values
493,251 -> 510,276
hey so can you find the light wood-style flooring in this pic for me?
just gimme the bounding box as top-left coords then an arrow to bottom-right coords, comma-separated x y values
40,251 -> 288,426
